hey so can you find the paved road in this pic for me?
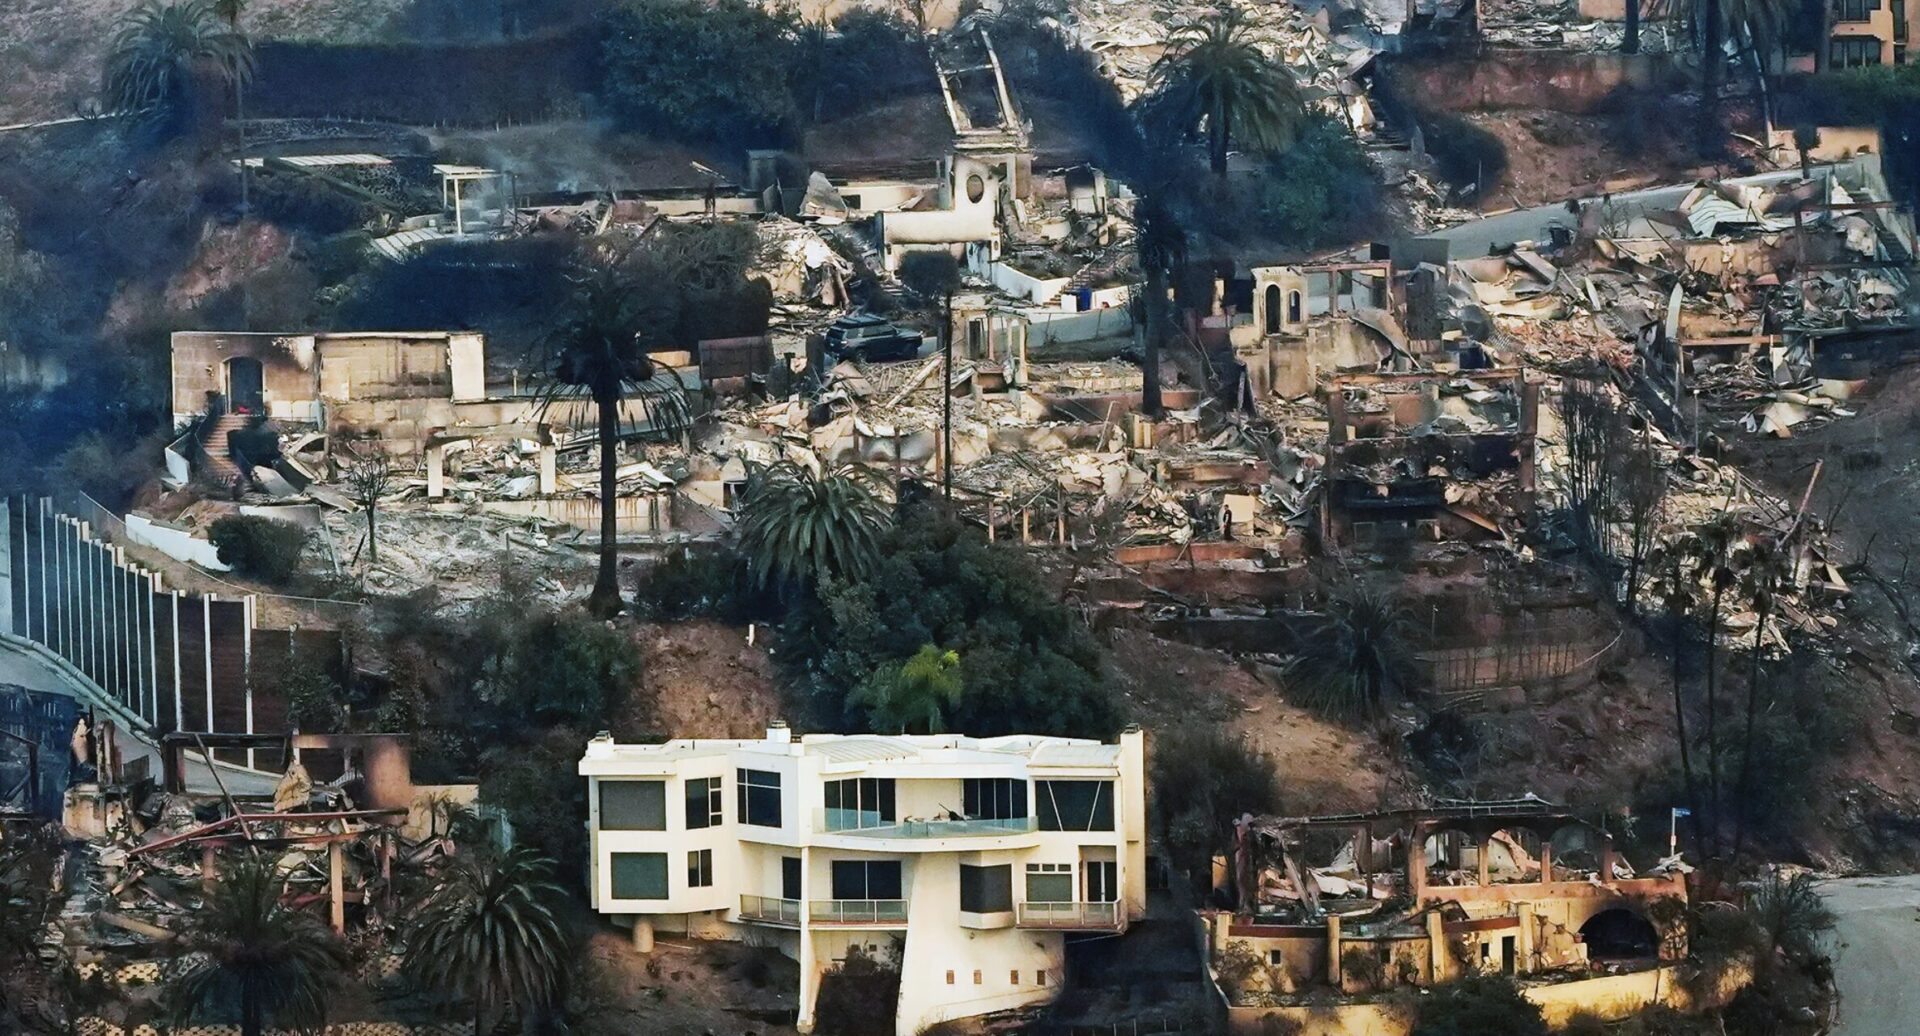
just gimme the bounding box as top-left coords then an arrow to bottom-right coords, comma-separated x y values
1822,874 -> 1920,1036
1418,164 -> 1839,258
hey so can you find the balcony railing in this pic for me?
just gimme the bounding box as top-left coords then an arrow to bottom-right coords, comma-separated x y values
738,895 -> 801,926
817,809 -> 1036,838
1016,901 -> 1122,930
810,899 -> 909,925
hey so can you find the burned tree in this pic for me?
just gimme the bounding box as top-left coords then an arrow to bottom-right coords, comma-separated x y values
342,450 -> 394,565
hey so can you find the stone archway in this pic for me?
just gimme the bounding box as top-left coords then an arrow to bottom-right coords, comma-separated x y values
1580,907 -> 1659,960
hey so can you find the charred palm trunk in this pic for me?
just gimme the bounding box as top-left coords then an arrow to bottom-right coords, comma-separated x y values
941,288 -> 954,501
1703,579 -> 1727,855
1732,591 -> 1772,859
590,385 -> 622,617
1669,558 -> 1705,855
1626,0 -> 1641,52
1210,94 -> 1230,178
1143,262 -> 1167,419
1701,0 -> 1724,142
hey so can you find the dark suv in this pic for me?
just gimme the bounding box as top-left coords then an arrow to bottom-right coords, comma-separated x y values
825,314 -> 924,362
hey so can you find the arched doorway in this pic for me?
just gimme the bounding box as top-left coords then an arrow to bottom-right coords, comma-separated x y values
1580,908 -> 1659,960
1264,285 -> 1282,335
226,357 -> 264,413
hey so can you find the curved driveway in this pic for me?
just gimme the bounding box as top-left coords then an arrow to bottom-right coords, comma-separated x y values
1823,875 -> 1920,1036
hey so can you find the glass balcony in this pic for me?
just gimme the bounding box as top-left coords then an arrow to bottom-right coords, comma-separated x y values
1016,901 -> 1122,930
738,895 -> 801,926
816,808 -> 1036,838
810,899 -> 909,925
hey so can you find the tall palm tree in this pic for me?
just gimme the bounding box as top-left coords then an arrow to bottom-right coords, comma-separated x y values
1657,548 -> 1706,856
404,847 -> 570,1036
1291,582 -> 1420,720
104,0 -> 254,126
1145,7 -> 1305,179
853,644 -> 964,733
1732,532 -> 1789,858
1684,513 -> 1741,855
736,461 -> 889,591
167,858 -> 347,1036
1131,183 -> 1187,419
543,239 -> 694,617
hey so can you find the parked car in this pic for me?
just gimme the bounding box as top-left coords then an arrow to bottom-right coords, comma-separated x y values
825,314 -> 924,362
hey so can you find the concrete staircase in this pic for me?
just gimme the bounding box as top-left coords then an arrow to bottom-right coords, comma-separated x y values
198,414 -> 249,483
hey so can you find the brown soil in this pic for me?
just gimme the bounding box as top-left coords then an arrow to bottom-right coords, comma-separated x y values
1107,629 -> 1415,811
616,619 -> 791,741
581,929 -> 800,1036
1464,108 -> 1729,209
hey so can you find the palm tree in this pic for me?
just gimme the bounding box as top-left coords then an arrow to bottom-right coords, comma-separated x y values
167,857 -> 347,1036
1685,513 -> 1741,854
853,644 -> 964,733
543,239 -> 694,617
1131,186 -> 1185,420
1291,582 -> 1420,719
735,461 -> 889,591
104,0 -> 254,126
1656,547 -> 1706,856
403,847 -> 570,1036
1732,532 -> 1789,858
1145,7 -> 1305,179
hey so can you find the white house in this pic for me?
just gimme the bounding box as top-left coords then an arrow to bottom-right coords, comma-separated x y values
578,723 -> 1148,1035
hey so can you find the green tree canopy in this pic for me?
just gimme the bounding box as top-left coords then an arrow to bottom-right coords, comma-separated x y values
1411,975 -> 1548,1036
736,461 -> 890,591
167,858 -> 347,1036
104,0 -> 254,125
852,644 -> 964,733
601,0 -> 801,144
795,510 -> 1120,737
404,847 -> 572,1036
1144,7 -> 1304,177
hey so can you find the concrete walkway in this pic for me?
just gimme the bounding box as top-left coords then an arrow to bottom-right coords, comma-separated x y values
1822,874 -> 1920,1036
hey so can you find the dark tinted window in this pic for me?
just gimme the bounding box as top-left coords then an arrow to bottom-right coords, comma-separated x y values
600,780 -> 666,831
1036,780 -> 1114,832
738,769 -> 782,827
611,852 -> 668,899
960,864 -> 1012,913
831,860 -> 903,900
964,778 -> 1027,820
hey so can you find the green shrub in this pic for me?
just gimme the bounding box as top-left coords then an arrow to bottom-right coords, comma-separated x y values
482,609 -> 644,727
1153,725 -> 1281,885
1254,113 -> 1385,249
209,515 -> 309,584
632,547 -> 752,621
253,174 -> 377,237
791,508 -> 1120,737
1411,975 -> 1546,1036
600,0 -> 800,144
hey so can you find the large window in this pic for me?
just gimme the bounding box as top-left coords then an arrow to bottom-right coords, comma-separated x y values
1836,0 -> 1879,21
611,852 -> 668,899
960,864 -> 1013,913
599,780 -> 666,831
830,860 -> 903,901
738,769 -> 782,827
687,777 -> 723,829
1832,36 -> 1883,67
688,849 -> 713,889
1036,780 -> 1115,832
782,856 -> 802,900
963,778 -> 1027,820
824,777 -> 896,828
1026,863 -> 1073,903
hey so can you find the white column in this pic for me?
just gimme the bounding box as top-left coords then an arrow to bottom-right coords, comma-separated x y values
202,596 -> 214,735
797,845 -> 818,1034
243,595 -> 255,769
171,592 -> 184,732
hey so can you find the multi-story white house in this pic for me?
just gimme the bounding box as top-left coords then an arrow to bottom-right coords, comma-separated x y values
578,723 -> 1147,1035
